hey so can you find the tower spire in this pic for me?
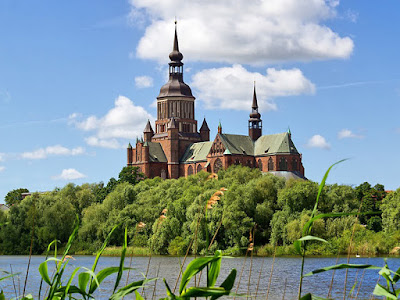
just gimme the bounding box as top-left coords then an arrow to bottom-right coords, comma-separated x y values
252,81 -> 258,110
169,20 -> 183,63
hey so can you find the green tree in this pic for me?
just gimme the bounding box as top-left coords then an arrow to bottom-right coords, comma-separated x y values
4,188 -> 29,206
381,189 -> 400,234
118,166 -> 145,184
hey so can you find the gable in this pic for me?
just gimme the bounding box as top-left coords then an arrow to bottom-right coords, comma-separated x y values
181,141 -> 213,163
254,133 -> 299,155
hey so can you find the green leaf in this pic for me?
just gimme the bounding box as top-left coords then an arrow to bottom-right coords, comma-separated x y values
393,266 -> 400,283
298,235 -> 328,244
207,250 -> 222,287
113,227 -> 128,293
373,283 -> 397,300
63,267 -> 81,296
179,252 -> 221,294
163,278 -> 176,299
304,264 -> 380,277
91,223 -> 120,273
0,290 -> 5,300
110,279 -> 150,300
135,290 -> 145,300
78,272 -> 90,294
300,294 -> 330,300
38,260 -> 51,285
210,269 -> 237,300
180,287 -> 230,298
294,240 -> 302,255
89,267 -> 131,294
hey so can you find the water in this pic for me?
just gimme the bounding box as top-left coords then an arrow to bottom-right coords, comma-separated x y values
0,255 -> 397,299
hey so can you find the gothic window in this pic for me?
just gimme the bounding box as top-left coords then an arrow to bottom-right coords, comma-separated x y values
187,165 -> 194,176
279,157 -> 288,171
234,159 -> 240,165
268,157 -> 274,171
247,160 -> 252,167
197,164 -> 202,173
258,159 -> 263,171
291,158 -> 298,171
213,158 -> 223,173
161,169 -> 166,180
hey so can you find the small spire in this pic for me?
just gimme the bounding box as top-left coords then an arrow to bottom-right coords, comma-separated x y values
169,20 -> 183,62
168,117 -> 178,129
287,126 -> 291,136
143,119 -> 153,133
127,142 -> 132,149
252,81 -> 258,110
200,117 -> 210,131
218,120 -> 222,134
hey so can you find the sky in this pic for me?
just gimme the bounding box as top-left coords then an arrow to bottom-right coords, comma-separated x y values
1,0 -> 399,202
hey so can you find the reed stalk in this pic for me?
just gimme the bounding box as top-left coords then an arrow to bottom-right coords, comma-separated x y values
10,264 -> 17,299
342,199 -> 363,300
327,255 -> 340,298
246,227 -> 255,299
23,200 -> 36,297
151,262 -> 161,300
355,258 -> 369,299
266,244 -> 277,300
234,248 -> 249,299
254,257 -> 264,299
282,278 -> 288,300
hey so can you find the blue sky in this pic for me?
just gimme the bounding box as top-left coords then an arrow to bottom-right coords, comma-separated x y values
1,0 -> 399,202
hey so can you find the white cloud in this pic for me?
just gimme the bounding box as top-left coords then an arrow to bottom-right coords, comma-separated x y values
135,75 -> 154,88
21,145 -> 85,160
0,153 -> 4,162
306,134 -> 331,149
130,0 -> 354,64
0,166 -> 5,172
52,168 -> 86,180
338,129 -> 363,139
191,64 -> 315,111
70,95 -> 155,148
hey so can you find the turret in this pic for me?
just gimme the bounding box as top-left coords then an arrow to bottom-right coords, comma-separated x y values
143,120 -> 154,142
218,121 -> 222,134
199,118 -> 210,141
127,142 -> 133,165
248,84 -> 262,141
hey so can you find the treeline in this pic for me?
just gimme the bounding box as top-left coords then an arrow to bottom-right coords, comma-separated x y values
1,165 -> 400,256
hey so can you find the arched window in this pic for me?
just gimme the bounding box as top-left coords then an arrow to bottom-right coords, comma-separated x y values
234,159 -> 240,165
187,165 -> 194,176
161,169 -> 166,180
268,157 -> 274,171
213,158 -> 223,173
279,157 -> 288,171
247,160 -> 252,167
291,158 -> 298,171
258,159 -> 263,171
196,164 -> 202,173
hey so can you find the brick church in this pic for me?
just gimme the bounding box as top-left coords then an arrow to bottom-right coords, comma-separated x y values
127,24 -> 305,180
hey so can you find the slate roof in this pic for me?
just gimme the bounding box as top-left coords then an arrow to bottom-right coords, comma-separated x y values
147,142 -> 167,163
181,141 -> 213,163
219,134 -> 254,155
254,133 -> 299,155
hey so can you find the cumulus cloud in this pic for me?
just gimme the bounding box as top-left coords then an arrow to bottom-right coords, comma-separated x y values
70,95 -> 155,148
21,145 -> 85,160
130,0 -> 354,64
52,168 -> 86,180
306,134 -> 331,149
135,75 -> 154,88
191,64 -> 315,111
0,166 -> 5,172
338,129 -> 363,139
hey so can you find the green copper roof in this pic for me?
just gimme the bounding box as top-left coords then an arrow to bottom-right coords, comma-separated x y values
219,134 -> 254,155
147,142 -> 167,163
254,132 -> 299,155
181,141 -> 213,163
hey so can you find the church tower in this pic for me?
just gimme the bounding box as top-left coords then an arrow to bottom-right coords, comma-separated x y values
153,22 -> 198,138
248,84 -> 262,141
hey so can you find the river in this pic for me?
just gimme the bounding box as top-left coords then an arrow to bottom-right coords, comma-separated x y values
0,255 -> 397,299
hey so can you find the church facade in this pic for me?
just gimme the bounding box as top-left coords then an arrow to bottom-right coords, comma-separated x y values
127,25 -> 305,179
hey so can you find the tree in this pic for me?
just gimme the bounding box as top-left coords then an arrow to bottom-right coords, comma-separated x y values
4,188 -> 29,206
118,166 -> 145,185
381,189 -> 400,234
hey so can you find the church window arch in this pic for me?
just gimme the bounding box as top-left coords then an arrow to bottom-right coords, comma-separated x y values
213,158 -> 223,173
234,159 -> 240,165
268,157 -> 274,171
161,169 -> 166,180
196,164 -> 202,173
187,165 -> 193,176
291,158 -> 298,171
279,157 -> 288,171
258,159 -> 263,171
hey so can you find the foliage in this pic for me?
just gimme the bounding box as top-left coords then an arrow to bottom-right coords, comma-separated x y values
4,188 -> 29,206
